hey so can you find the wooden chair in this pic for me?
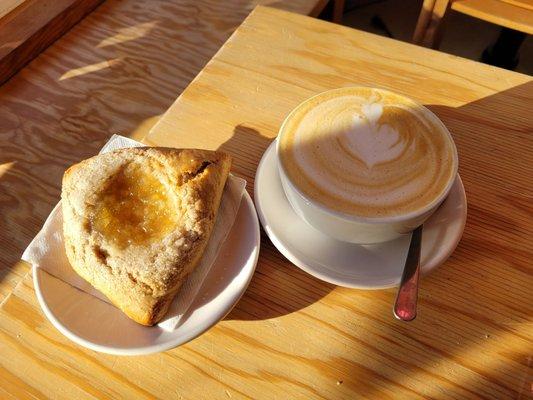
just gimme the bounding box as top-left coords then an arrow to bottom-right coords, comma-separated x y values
413,0 -> 533,49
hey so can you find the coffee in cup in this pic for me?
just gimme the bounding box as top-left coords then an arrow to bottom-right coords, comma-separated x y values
277,87 -> 458,243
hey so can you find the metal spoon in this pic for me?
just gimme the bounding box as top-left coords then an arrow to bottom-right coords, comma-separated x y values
393,225 -> 423,321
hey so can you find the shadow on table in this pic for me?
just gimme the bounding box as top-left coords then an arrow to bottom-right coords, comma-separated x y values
224,83 -> 532,398
215,124 -> 337,321
354,83 -> 532,398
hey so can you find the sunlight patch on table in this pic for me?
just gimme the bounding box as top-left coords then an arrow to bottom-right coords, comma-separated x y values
97,21 -> 158,48
0,162 -> 15,179
59,59 -> 121,81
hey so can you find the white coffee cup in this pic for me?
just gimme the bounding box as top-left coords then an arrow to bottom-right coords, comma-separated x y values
276,87 -> 458,244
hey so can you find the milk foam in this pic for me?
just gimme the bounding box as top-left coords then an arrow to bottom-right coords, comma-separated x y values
279,88 -> 457,217
346,102 -> 405,168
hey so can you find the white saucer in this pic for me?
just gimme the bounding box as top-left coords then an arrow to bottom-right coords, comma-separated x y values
254,142 -> 467,289
34,191 -> 260,355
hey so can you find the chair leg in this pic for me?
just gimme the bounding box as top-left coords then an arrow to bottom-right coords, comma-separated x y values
481,28 -> 526,70
413,0 -> 451,49
332,0 -> 345,24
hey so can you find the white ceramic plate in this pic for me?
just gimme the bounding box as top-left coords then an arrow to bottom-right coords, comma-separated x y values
254,142 -> 467,289
34,191 -> 260,355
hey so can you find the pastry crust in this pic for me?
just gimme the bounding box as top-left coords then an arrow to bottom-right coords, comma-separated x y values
61,147 -> 231,325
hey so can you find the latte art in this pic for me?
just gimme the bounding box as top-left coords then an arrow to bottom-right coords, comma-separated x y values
345,102 -> 406,168
278,87 -> 457,218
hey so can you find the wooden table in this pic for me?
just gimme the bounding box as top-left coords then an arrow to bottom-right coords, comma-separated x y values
1,6 -> 532,399
413,0 -> 533,48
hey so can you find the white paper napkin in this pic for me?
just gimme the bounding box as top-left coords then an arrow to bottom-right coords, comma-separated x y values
22,135 -> 246,331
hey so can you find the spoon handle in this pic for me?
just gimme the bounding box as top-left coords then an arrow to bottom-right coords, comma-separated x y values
394,225 -> 423,321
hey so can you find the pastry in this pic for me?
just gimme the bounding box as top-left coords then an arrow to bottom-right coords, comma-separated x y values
61,147 -> 231,325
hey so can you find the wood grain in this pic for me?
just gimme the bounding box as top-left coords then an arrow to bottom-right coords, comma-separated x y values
500,0 -> 533,11
413,0 -> 452,48
1,5 -> 532,399
451,0 -> 533,34
0,0 -> 105,85
0,0 -> 24,19
0,0 -> 325,306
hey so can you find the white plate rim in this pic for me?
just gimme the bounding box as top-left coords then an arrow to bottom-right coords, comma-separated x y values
33,190 -> 260,355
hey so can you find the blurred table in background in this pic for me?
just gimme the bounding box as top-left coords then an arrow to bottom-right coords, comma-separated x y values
414,0 -> 533,49
0,0 -> 333,305
1,6 -> 532,398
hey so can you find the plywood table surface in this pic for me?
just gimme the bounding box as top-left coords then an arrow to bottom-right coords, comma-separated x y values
1,6 -> 533,399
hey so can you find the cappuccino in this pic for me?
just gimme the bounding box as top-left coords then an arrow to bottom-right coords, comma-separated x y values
278,87 -> 457,218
